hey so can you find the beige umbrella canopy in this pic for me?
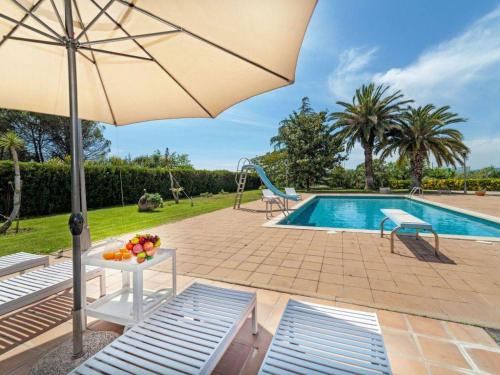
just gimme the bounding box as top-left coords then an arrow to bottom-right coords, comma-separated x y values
0,0 -> 316,359
1,0 -> 316,125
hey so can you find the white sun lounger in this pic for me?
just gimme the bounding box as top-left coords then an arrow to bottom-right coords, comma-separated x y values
262,189 -> 287,219
0,261 -> 105,316
0,252 -> 49,277
284,187 -> 301,200
380,208 -> 439,257
71,282 -> 257,375
259,300 -> 392,375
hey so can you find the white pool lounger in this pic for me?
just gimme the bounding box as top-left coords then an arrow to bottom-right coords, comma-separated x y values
71,282 -> 257,375
258,300 -> 392,375
0,261 -> 104,316
0,252 -> 49,277
380,208 -> 439,257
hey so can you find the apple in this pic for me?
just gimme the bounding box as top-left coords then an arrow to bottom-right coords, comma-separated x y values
126,242 -> 134,251
132,244 -> 143,254
136,252 -> 146,263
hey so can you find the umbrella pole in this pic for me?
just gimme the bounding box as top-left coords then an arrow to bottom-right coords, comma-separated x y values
65,0 -> 85,359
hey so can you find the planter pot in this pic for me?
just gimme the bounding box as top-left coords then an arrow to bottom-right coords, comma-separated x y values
475,191 -> 486,196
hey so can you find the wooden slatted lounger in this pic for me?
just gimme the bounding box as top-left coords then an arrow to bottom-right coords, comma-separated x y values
71,282 -> 257,375
380,208 -> 439,257
259,299 -> 392,375
0,261 -> 105,316
0,252 -> 49,278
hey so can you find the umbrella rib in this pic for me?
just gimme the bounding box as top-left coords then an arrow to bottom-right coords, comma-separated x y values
48,0 -> 67,37
116,0 -> 292,83
78,30 -> 182,46
75,0 -> 115,41
4,35 -> 63,46
9,0 -> 63,41
72,0 -> 117,125
79,46 -> 153,61
90,0 -> 215,118
0,13 -> 62,43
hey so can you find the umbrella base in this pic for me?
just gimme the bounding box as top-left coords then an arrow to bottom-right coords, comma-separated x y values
28,331 -> 118,375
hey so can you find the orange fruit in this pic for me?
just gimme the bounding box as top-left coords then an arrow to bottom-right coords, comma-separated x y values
114,251 -> 123,261
122,251 -> 132,260
103,251 -> 115,260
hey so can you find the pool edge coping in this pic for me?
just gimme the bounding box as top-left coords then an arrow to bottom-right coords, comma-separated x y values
262,193 -> 500,242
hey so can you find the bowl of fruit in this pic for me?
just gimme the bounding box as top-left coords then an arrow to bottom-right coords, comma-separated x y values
125,234 -> 161,263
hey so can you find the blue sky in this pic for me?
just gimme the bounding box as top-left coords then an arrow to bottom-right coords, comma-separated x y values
104,0 -> 500,170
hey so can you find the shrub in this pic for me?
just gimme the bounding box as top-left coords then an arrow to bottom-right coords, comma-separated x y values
389,178 -> 500,191
138,191 -> 163,211
0,161 -> 260,217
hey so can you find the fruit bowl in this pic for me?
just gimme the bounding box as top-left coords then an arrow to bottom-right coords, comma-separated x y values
125,234 -> 161,263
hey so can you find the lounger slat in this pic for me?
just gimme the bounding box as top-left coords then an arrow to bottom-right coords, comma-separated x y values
0,261 -> 103,316
0,252 -> 49,278
71,282 -> 256,375
121,330 -> 208,364
109,340 -> 196,375
258,300 -> 392,375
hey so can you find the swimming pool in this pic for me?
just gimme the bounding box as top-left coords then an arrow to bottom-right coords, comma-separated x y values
278,196 -> 500,239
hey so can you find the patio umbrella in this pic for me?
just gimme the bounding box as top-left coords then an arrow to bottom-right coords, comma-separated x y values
0,0 -> 316,357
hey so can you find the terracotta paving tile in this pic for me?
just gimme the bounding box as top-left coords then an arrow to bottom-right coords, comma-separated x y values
318,272 -> 343,285
274,267 -> 299,278
280,260 -> 301,269
407,316 -> 450,339
226,269 -> 252,282
466,348 -> 500,374
321,264 -> 343,274
255,264 -> 278,274
262,258 -> 282,266
377,310 -> 408,331
445,322 -> 498,347
317,282 -> 343,297
292,278 -> 318,293
341,286 -> 374,303
190,264 -> 216,275
343,275 -> 370,288
387,353 -> 427,375
300,261 -> 322,271
418,337 -> 470,369
296,269 -> 320,281
207,267 -> 234,278
383,330 -> 421,358
268,275 -> 294,289
370,278 -> 399,293
237,262 -> 259,272
247,272 -> 272,285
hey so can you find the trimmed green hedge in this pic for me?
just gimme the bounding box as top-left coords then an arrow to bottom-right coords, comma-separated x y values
0,161 -> 260,217
389,178 -> 500,191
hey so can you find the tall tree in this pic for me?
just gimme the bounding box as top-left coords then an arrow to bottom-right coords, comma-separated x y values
0,132 -> 24,234
0,109 -> 110,161
330,83 -> 411,190
378,104 -> 468,188
271,97 -> 345,190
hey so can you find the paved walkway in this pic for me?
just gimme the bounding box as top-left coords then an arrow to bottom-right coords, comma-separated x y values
143,194 -> 500,328
1,271 -> 499,375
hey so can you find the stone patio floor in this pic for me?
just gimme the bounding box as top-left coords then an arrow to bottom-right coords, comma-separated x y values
1,193 -> 499,374
146,194 -> 500,328
1,270 -> 500,375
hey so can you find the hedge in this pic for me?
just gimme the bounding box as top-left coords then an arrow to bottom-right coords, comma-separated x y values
0,161 -> 260,217
389,178 -> 500,191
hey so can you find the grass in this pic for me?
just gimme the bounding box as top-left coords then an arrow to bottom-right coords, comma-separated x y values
0,190 -> 261,257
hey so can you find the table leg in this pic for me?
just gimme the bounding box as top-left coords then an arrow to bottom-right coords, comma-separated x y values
133,270 -> 143,322
122,270 -> 130,289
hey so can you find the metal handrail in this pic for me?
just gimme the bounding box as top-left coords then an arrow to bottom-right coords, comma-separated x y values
408,187 -> 423,198
235,157 -> 251,184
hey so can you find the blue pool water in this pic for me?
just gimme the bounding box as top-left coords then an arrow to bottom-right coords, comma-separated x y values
279,196 -> 500,238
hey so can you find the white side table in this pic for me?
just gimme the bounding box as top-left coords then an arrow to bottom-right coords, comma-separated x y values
82,244 -> 176,327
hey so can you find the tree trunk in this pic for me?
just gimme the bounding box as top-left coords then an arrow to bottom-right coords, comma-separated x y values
364,145 -> 375,190
0,147 -> 21,234
168,170 -> 179,204
411,153 -> 424,188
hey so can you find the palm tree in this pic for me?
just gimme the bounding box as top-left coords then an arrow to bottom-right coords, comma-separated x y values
0,132 -> 24,234
378,104 -> 468,188
331,83 -> 411,189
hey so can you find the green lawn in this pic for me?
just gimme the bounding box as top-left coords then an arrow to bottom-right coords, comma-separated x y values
0,190 -> 261,257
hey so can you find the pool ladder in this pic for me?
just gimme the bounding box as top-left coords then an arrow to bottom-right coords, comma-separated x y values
408,187 -> 424,198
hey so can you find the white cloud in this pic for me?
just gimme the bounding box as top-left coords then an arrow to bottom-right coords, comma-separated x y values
374,6 -> 500,103
328,46 -> 378,99
464,137 -> 500,169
